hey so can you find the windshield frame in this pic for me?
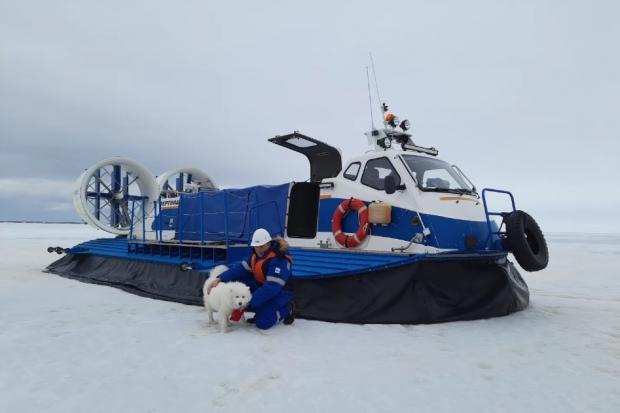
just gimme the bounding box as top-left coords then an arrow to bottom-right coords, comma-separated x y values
399,154 -> 478,196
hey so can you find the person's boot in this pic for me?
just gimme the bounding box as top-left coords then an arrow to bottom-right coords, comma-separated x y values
283,301 -> 295,325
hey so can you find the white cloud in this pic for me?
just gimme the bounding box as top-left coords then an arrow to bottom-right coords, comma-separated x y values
45,201 -> 74,212
0,178 -> 75,198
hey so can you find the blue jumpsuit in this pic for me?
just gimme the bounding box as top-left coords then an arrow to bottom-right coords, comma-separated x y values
219,246 -> 293,330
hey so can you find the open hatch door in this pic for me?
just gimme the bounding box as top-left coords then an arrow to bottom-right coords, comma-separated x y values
269,132 -> 342,182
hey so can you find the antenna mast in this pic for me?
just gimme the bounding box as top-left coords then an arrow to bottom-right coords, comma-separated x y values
369,53 -> 386,119
365,66 -> 375,130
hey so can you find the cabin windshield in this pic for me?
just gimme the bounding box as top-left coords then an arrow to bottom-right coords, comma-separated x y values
401,154 -> 477,195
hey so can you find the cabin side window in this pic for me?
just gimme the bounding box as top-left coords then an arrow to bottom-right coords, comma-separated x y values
343,162 -> 361,181
361,157 -> 401,191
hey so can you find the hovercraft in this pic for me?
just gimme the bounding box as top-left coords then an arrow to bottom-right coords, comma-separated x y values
46,103 -> 548,324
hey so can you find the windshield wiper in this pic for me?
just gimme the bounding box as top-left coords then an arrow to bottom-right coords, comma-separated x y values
419,187 -> 478,196
451,188 -> 478,196
419,187 -> 453,193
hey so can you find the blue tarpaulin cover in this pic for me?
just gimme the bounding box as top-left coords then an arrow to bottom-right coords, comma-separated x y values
174,184 -> 290,242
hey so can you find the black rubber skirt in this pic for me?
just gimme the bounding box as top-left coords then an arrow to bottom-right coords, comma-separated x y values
289,255 -> 529,324
45,254 -> 208,306
46,253 -> 529,324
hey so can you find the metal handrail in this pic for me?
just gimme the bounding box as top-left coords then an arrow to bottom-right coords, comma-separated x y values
481,188 -> 516,250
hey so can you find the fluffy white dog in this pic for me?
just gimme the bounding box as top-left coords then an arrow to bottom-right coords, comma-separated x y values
203,265 -> 251,332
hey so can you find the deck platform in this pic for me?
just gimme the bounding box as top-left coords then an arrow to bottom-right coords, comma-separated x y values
68,237 -> 422,278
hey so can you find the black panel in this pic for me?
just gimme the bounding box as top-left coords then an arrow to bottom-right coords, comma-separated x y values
287,182 -> 320,238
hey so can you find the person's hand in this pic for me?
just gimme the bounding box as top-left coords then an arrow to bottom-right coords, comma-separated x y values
207,278 -> 221,294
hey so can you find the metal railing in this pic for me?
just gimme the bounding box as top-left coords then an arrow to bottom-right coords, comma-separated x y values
127,190 -> 285,263
481,188 -> 516,250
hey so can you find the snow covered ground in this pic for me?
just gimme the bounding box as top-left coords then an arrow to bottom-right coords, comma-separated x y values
0,223 -> 618,413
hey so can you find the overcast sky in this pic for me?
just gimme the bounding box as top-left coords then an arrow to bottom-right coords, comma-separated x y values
1,0 -> 618,233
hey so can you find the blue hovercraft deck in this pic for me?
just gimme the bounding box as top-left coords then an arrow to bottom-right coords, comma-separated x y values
64,237 -> 442,277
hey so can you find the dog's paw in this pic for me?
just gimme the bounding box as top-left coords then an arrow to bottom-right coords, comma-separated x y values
218,322 -> 230,333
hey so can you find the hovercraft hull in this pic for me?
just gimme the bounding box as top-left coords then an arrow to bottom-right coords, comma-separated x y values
45,238 -> 528,324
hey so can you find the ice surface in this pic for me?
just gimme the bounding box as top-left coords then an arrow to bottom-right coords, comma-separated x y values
0,224 -> 619,413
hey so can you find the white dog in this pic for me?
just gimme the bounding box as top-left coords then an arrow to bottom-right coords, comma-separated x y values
203,265 -> 252,332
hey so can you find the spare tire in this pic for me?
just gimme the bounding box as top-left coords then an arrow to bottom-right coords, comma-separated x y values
505,210 -> 549,271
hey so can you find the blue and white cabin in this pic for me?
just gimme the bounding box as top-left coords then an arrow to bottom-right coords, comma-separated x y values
272,130 -> 496,254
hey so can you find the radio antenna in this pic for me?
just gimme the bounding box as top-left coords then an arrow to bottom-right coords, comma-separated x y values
369,53 -> 385,117
366,66 -> 375,129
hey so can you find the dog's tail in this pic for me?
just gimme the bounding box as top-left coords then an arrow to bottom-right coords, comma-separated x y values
203,264 -> 229,294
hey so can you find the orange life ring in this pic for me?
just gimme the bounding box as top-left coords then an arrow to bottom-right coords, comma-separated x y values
331,198 -> 369,248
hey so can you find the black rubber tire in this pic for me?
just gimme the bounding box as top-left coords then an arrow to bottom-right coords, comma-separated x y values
505,210 -> 549,271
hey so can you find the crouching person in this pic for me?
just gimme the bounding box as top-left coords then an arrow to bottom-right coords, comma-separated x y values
209,228 -> 294,329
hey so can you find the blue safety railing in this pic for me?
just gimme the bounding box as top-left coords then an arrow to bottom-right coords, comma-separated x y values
127,195 -> 229,266
126,190 -> 285,266
481,188 -> 516,250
